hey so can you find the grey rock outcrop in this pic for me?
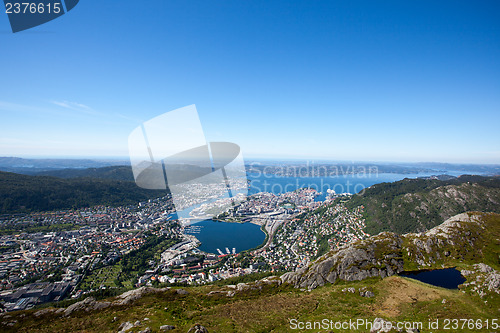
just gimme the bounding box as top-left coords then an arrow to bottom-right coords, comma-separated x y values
175,289 -> 189,295
342,287 -> 355,293
282,232 -> 404,289
118,321 -> 134,333
113,287 -> 169,306
34,308 -> 55,317
206,276 -> 280,298
461,263 -> 500,297
63,297 -> 111,316
60,286 -> 170,317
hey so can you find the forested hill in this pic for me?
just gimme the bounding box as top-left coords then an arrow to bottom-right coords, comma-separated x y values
0,171 -> 168,214
35,165 -> 135,181
346,175 -> 500,235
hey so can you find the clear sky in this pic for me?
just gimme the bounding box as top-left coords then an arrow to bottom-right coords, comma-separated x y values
0,1 -> 499,163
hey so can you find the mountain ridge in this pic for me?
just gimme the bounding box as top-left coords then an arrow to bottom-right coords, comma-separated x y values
346,175 -> 500,234
281,211 -> 500,290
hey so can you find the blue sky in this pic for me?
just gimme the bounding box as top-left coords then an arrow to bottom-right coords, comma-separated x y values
0,1 -> 499,163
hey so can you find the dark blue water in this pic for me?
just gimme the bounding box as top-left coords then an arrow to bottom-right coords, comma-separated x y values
400,268 -> 466,289
185,220 -> 266,255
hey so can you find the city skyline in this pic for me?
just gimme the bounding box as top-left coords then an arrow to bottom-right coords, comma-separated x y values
1,1 -> 499,163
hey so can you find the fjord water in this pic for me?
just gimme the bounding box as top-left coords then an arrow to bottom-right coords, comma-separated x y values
185,220 -> 266,254
400,268 -> 466,289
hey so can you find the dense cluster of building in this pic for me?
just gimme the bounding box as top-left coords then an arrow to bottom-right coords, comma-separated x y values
0,201 -> 181,311
252,198 -> 368,271
0,281 -> 71,312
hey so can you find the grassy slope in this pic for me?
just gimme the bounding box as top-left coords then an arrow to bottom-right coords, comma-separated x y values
1,276 -> 497,333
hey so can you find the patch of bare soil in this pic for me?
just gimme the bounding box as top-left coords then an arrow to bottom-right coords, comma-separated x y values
375,276 -> 443,317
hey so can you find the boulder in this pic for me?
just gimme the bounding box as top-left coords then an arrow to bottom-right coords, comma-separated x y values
160,325 -> 176,330
176,289 -> 189,295
113,287 -> 169,306
187,324 -> 209,333
33,308 -> 55,317
118,321 -> 134,333
370,318 -> 393,333
63,297 -> 110,316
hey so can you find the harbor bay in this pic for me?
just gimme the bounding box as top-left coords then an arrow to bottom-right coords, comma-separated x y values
184,220 -> 266,255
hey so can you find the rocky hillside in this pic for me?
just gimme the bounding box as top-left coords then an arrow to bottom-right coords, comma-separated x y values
346,175 -> 500,234
281,232 -> 404,290
281,212 -> 500,290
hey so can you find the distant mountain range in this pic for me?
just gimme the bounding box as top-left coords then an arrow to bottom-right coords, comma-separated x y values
247,160 -> 500,176
411,162 -> 500,174
0,157 -> 127,175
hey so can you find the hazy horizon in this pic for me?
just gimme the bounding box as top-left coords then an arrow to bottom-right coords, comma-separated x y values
1,154 -> 499,167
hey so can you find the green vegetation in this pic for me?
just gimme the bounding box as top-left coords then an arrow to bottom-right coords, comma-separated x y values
0,243 -> 20,253
0,171 -> 168,214
76,234 -> 181,292
80,265 -> 123,291
117,234 -> 180,286
314,234 -> 330,259
347,175 -> 500,234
